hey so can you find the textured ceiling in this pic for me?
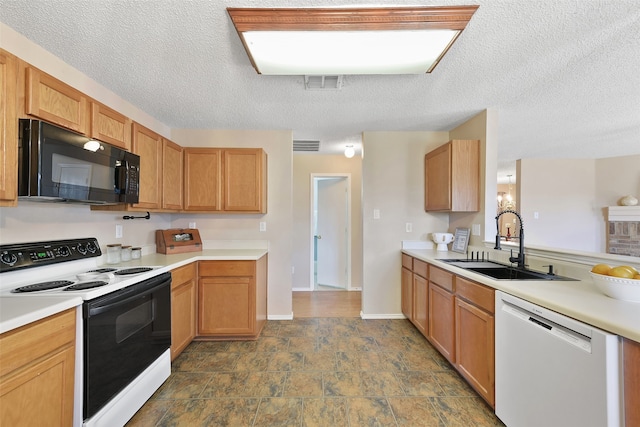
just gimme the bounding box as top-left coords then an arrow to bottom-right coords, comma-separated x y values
1,0 -> 639,182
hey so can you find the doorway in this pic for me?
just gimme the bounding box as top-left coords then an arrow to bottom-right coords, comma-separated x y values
310,174 -> 351,291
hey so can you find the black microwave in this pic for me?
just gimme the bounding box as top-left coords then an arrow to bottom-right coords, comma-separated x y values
18,119 -> 140,205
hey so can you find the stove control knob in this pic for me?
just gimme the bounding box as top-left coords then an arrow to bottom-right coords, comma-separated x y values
1,252 -> 18,266
57,246 -> 70,257
86,241 -> 98,253
76,244 -> 87,255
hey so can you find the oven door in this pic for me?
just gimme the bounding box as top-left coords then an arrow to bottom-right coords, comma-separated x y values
83,272 -> 171,420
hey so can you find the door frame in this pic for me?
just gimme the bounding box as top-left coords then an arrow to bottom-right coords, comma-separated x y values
309,173 -> 352,291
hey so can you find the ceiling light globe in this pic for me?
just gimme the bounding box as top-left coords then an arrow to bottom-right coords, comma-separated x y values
344,146 -> 355,158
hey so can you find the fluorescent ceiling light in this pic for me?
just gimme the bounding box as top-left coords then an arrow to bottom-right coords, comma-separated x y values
227,6 -> 478,75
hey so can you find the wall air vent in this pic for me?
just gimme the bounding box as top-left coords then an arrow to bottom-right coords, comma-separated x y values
293,140 -> 320,152
304,75 -> 343,90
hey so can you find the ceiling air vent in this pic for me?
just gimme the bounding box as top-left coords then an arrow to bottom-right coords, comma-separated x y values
293,140 -> 320,152
304,75 -> 343,90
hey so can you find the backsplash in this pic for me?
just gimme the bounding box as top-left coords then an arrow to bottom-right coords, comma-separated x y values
608,221 -> 640,257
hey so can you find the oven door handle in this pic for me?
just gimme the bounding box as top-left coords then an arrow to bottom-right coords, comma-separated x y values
87,280 -> 169,317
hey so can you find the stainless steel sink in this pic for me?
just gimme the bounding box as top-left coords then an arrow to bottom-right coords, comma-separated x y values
438,259 -> 576,281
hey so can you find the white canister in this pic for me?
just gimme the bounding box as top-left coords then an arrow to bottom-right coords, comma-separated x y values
131,247 -> 142,259
121,246 -> 132,261
106,244 -> 122,264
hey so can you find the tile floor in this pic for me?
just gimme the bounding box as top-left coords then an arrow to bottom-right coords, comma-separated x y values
126,318 -> 505,426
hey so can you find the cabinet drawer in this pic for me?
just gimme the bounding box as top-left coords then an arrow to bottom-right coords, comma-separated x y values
171,262 -> 197,287
199,260 -> 255,277
456,276 -> 494,314
0,308 -> 75,378
413,259 -> 428,278
429,265 -> 454,292
402,254 -> 413,270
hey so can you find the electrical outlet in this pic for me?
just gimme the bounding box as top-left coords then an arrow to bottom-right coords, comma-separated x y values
373,209 -> 380,219
115,224 -> 123,239
405,223 -> 412,232
534,211 -> 539,219
259,222 -> 267,232
472,224 -> 481,236
291,266 -> 295,274
189,222 -> 196,229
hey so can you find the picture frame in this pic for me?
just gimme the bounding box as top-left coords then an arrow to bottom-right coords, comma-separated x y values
451,227 -> 470,253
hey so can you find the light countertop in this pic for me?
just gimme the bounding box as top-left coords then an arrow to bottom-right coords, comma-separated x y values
0,248 -> 268,335
0,296 -> 82,334
402,248 -> 640,342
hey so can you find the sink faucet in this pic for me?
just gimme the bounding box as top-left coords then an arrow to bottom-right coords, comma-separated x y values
495,209 -> 526,268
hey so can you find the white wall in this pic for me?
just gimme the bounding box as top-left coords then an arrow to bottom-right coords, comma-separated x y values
292,154 -> 362,290
361,131 -> 450,318
170,129 -> 294,318
519,158 -> 600,251
519,154 -> 640,253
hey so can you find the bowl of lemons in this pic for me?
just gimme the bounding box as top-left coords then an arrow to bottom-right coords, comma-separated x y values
590,264 -> 640,302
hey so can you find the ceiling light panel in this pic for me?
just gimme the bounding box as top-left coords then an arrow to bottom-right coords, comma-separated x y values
228,6 -> 478,75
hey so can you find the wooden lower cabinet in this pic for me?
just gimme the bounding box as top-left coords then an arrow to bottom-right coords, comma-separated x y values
412,274 -> 429,336
400,255 -> 496,408
401,266 -> 413,319
624,338 -> 640,426
0,308 -> 76,426
197,255 -> 267,340
170,263 -> 197,360
428,282 -> 455,363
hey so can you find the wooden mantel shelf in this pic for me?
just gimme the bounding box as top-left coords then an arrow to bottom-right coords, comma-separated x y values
606,206 -> 640,221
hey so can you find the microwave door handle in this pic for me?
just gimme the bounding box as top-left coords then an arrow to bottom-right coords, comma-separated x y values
114,160 -> 129,195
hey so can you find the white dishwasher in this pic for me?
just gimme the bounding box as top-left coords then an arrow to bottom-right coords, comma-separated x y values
495,291 -> 622,427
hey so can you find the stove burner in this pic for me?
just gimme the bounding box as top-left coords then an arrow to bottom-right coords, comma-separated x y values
114,267 -> 153,275
64,281 -> 109,291
87,268 -> 117,273
12,280 -> 74,293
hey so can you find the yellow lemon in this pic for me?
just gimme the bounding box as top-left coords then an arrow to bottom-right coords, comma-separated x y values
591,264 -> 611,275
608,266 -> 635,279
633,274 -> 640,280
619,265 -> 639,275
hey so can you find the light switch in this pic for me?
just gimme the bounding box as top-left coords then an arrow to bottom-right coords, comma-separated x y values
406,223 -> 412,232
534,212 -> 539,219
115,224 -> 123,239
259,222 -> 267,232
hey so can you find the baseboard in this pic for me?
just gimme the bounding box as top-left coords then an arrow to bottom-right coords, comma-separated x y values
268,312 -> 294,320
360,311 -> 407,320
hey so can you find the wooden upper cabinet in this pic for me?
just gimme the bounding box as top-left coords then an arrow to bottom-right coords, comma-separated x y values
184,148 -> 222,211
425,139 -> 480,212
90,102 -> 131,150
184,148 -> 267,213
25,66 -> 88,134
0,49 -> 18,206
224,148 -> 267,213
162,139 -> 183,210
132,122 -> 162,209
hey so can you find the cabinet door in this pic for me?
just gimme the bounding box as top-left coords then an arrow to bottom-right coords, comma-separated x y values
90,102 -> 131,150
184,148 -> 221,211
223,148 -> 266,213
0,309 -> 75,426
455,297 -> 495,407
171,274 -> 196,360
428,282 -> 456,363
412,274 -> 428,336
401,267 -> 413,319
450,139 -> 480,211
162,139 -> 183,210
25,67 -> 88,134
624,338 -> 640,426
132,122 -> 162,209
0,50 -> 18,206
198,277 -> 254,335
0,345 -> 75,426
424,142 -> 451,211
